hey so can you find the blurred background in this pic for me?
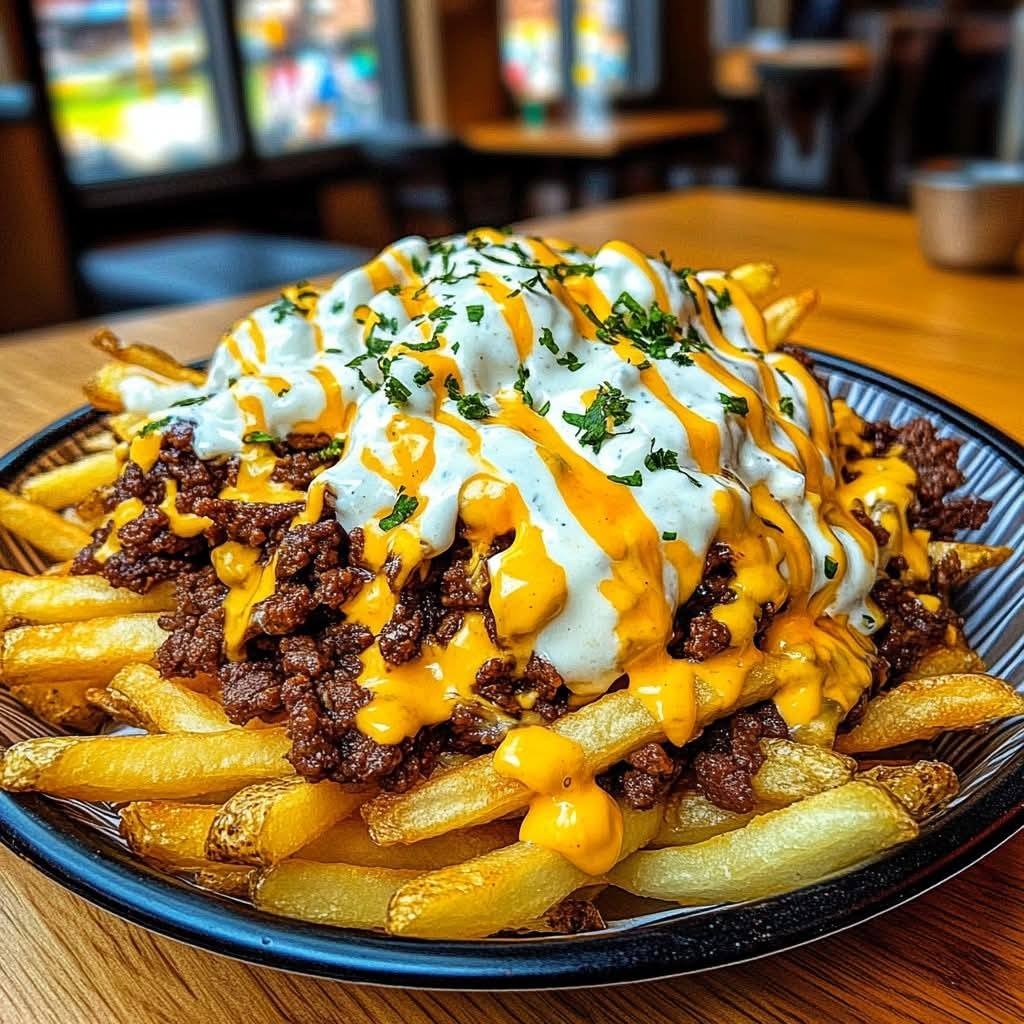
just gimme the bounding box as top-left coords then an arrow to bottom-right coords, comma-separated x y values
0,0 -> 1021,333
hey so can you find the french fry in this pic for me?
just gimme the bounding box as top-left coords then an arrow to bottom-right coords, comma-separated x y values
364,664 -> 778,846
0,489 -> 91,561
20,452 -> 122,509
927,541 -> 1013,587
0,613 -> 166,686
253,861 -> 420,930
92,329 -> 206,385
0,572 -> 173,629
206,777 -> 365,866
120,801 -> 218,869
610,782 -> 917,904
764,289 -> 818,347
385,804 -> 659,939
298,817 -> 520,869
835,675 -> 1024,754
83,363 -> 146,413
0,728 -> 293,801
8,680 -> 106,732
108,413 -> 146,442
655,739 -> 857,847
905,642 -> 987,681
859,761 -> 959,820
194,866 -> 256,896
728,261 -> 779,302
88,664 -> 232,733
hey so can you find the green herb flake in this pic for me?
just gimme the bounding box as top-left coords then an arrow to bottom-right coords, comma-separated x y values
379,491 -> 419,531
138,416 -> 171,437
779,396 -> 795,417
466,304 -> 485,324
557,351 -> 585,371
413,366 -> 433,387
662,531 -> 678,541
538,327 -> 560,355
824,556 -> 839,580
402,339 -> 441,352
456,393 -> 490,420
562,383 -> 634,453
270,297 -> 300,323
384,375 -> 412,407
714,288 -> 733,313
718,393 -> 749,416
243,430 -> 278,445
330,300 -> 346,315
317,437 -> 345,461
169,396 -> 209,408
644,444 -> 682,473
607,470 -> 643,487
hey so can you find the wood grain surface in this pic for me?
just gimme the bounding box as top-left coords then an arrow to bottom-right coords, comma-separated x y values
1,189 -> 1022,1024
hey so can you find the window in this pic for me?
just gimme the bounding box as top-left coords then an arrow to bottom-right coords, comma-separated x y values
237,0 -> 386,154
31,0 -> 231,183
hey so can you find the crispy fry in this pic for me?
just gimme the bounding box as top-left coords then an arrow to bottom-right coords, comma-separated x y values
928,541 -> 1013,586
107,413 -> 146,441
8,680 -> 106,732
0,572 -> 173,629
299,818 -> 520,869
764,289 -> 818,347
655,739 -> 857,846
385,804 -> 659,939
0,728 -> 292,801
835,674 -> 1024,754
859,761 -> 959,820
0,488 -> 91,561
728,261 -> 779,302
120,801 -> 218,869
610,782 -> 917,904
92,328 -> 205,385
254,861 -> 420,930
206,777 -> 365,866
193,866 -> 256,896
364,665 -> 778,846
20,451 -> 122,510
89,664 -> 231,733
0,613 -> 166,686
905,642 -> 987,681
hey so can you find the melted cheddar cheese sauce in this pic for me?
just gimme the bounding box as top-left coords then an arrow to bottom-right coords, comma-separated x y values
112,231 -> 934,874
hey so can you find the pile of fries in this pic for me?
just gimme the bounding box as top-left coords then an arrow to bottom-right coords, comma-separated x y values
0,278 -> 1020,941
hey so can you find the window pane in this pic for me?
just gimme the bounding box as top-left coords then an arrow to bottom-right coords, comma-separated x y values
32,0 -> 228,183
500,0 -> 564,103
238,0 -> 384,154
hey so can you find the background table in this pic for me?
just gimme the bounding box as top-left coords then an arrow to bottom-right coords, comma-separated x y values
1,189 -> 1022,1024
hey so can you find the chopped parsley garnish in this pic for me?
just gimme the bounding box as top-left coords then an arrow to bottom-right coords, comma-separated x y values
718,393 -> 749,416
583,292 -> 708,364
779,396 -> 795,417
534,399 -> 551,416
330,299 -> 346,314
379,490 -> 419,531
538,327 -> 559,355
376,313 -> 400,334
714,288 -> 733,312
444,374 -> 461,401
270,297 -> 300,323
387,284 -> 402,295
451,341 -> 461,354
169,396 -> 209,407
324,347 -> 342,354
413,366 -> 433,386
139,416 -> 171,437
457,393 -> 490,420
662,531 -> 678,541
428,305 -> 455,322
411,253 -> 429,276
384,375 -> 411,406
644,444 -> 681,472
862,614 -> 876,630
317,437 -> 345,460
277,387 -> 291,397
402,338 -> 441,352
557,351 -> 585,371
562,383 -> 633,452
824,556 -> 839,580
243,430 -> 278,444
608,470 -> 643,487
514,363 -> 534,406
466,304 -> 485,323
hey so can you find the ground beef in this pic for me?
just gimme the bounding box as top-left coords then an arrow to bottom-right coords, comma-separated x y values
870,576 -> 960,682
861,417 -> 991,539
191,497 -> 304,547
668,542 -> 736,660
601,742 -> 687,811
851,507 -> 891,548
156,567 -> 227,679
473,652 -> 569,722
691,702 -> 789,813
267,432 -> 339,490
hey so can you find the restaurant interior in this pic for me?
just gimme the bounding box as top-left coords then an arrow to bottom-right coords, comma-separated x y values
0,0 -> 1021,335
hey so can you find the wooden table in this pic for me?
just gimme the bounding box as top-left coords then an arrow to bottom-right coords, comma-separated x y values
461,109 -> 726,159
1,189 -> 1023,1024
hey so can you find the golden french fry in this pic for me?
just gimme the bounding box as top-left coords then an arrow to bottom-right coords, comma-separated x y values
254,861 -> 420,930
385,804 -> 659,939
835,675 -> 1024,754
364,665 -> 778,846
788,699 -> 845,748
0,613 -> 167,686
0,728 -> 292,801
859,761 -> 959,820
108,413 -> 146,442
8,680 -> 106,732
120,801 -> 218,869
927,541 -> 1013,586
0,489 -> 91,562
0,572 -> 173,629
20,452 -> 122,510
610,782 -> 917,904
92,329 -> 206,385
298,817 -> 520,869
89,664 -> 232,733
83,363 -> 149,413
905,642 -> 987,681
764,289 -> 818,346
206,777 -> 365,867
728,261 -> 779,302
655,739 -> 857,847
193,866 -> 256,896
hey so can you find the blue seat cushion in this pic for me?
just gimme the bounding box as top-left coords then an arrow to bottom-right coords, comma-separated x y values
79,232 -> 372,313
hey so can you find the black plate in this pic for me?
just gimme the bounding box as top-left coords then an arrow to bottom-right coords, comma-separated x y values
0,352 -> 1022,990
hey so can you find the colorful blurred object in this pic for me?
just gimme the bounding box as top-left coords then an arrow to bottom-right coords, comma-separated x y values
237,0 -> 383,154
500,0 -> 564,105
32,0 -> 227,183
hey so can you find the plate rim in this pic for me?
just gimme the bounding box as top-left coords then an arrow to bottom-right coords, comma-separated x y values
0,350 -> 1022,990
